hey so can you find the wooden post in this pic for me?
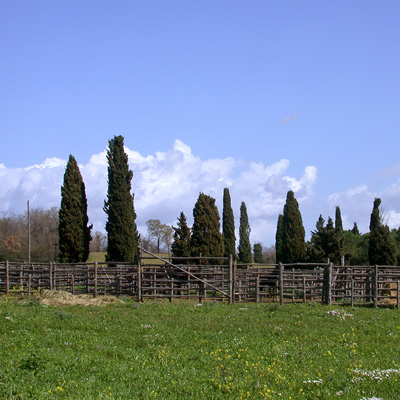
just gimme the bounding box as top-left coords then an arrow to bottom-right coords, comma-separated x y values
351,279 -> 354,307
53,264 -> 57,290
170,278 -> 174,303
256,274 -> 260,303
397,281 -> 400,311
137,248 -> 142,302
323,263 -> 332,305
94,262 -> 98,298
49,263 -> 53,290
279,263 -> 284,305
229,254 -> 233,304
71,275 -> 75,295
5,261 -> 9,295
28,274 -> 31,296
374,265 -> 378,308
303,276 -> 306,303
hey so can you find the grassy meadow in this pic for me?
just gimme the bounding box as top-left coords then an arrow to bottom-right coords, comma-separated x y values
1,296 -> 400,400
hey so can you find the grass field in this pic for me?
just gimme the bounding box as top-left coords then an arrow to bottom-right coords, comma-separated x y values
1,297 -> 400,400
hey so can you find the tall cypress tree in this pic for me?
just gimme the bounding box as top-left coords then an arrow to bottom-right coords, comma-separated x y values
335,206 -> 343,231
238,202 -> 252,264
190,193 -> 224,262
58,155 -> 92,263
104,135 -> 139,262
222,188 -> 236,259
334,206 -> 344,263
281,190 -> 305,263
368,198 -> 396,265
275,214 -> 284,263
171,211 -> 191,264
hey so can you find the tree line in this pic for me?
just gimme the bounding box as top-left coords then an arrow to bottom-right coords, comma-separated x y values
1,134 -> 400,266
275,191 -> 400,266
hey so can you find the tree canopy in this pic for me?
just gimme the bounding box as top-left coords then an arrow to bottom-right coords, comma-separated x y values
280,191 -> 305,263
190,193 -> 224,262
104,135 -> 139,262
238,201 -> 252,264
368,198 -> 396,265
171,212 -> 191,263
222,188 -> 236,260
58,155 -> 92,263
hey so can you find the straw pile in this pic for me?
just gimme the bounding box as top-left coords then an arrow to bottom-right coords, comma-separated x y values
39,290 -> 123,306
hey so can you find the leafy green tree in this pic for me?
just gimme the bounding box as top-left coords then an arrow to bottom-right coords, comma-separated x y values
238,202 -> 252,264
146,219 -> 173,253
222,188 -> 236,259
190,193 -> 224,262
104,135 -> 139,262
368,198 -> 396,265
281,191 -> 305,263
58,155 -> 92,263
342,230 -> 369,265
307,215 -> 342,264
253,243 -> 263,263
391,228 -> 400,266
171,212 -> 191,264
307,215 -> 326,262
275,214 -> 284,263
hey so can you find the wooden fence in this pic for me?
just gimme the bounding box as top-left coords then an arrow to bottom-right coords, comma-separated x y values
1,249 -> 400,307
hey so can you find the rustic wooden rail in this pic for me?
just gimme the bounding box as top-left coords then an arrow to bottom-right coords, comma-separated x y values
0,255 -> 399,307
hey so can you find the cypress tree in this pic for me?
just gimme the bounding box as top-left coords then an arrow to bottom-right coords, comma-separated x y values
222,188 -> 236,260
253,243 -> 263,263
238,202 -> 252,264
351,222 -> 360,235
368,198 -> 396,265
104,135 -> 139,262
190,193 -> 224,262
171,212 -> 191,264
335,206 -> 343,231
281,190 -> 306,263
275,214 -> 284,263
58,155 -> 92,263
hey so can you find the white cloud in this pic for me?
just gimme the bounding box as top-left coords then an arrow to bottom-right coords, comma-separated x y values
0,140 -> 318,244
326,180 -> 400,234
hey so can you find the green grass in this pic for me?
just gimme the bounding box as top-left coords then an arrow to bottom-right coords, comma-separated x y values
1,298 -> 400,399
87,252 -> 106,263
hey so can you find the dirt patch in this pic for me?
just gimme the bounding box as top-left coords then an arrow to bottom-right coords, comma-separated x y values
39,290 -> 123,306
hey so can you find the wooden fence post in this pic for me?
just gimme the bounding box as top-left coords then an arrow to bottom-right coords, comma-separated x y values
324,263 -> 332,305
256,274 -> 260,303
279,263 -> 284,305
137,247 -> 142,302
229,254 -> 234,304
374,265 -> 378,308
397,280 -> 400,311
49,263 -> 53,290
351,279 -> 354,307
94,262 -> 98,298
303,276 -> 306,303
5,261 -> 9,295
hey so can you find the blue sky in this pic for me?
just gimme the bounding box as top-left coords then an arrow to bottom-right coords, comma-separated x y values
1,1 -> 400,246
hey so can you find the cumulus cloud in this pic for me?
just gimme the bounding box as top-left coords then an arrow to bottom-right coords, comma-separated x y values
0,139 -> 318,244
326,179 -> 400,234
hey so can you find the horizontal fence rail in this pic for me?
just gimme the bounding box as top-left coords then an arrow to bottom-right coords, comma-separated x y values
1,254 -> 400,307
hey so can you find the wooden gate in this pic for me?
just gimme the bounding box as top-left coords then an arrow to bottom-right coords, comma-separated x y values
137,247 -> 234,303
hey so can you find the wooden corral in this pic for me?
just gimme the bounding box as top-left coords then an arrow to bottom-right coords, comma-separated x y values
1,248 -> 400,307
